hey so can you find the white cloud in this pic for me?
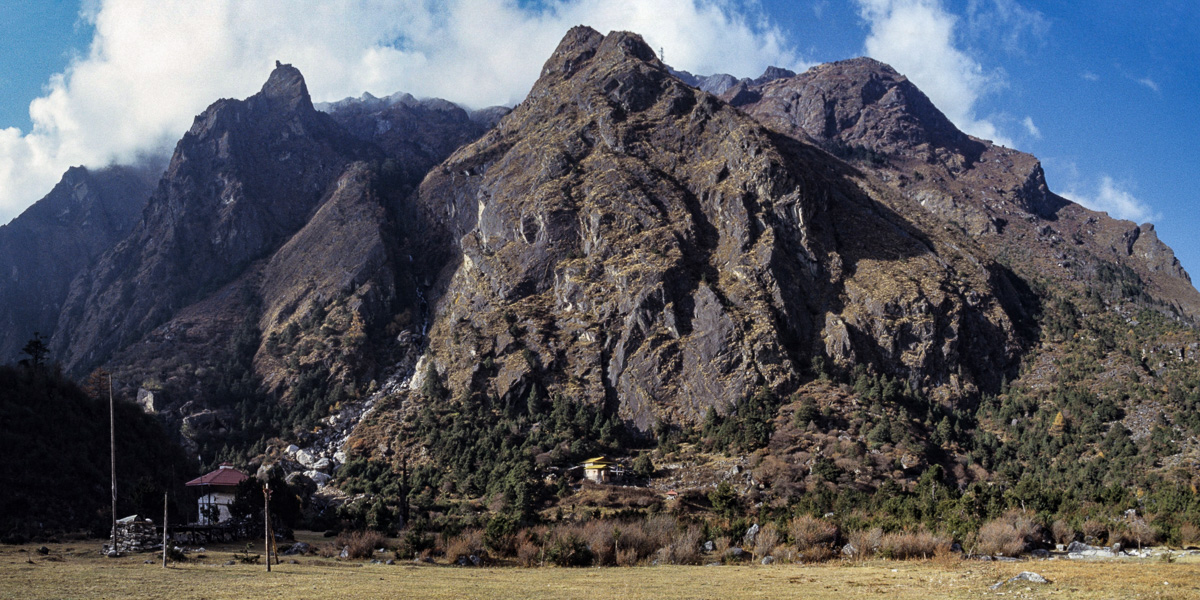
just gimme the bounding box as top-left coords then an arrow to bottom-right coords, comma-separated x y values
1021,116 -> 1040,138
1081,71 -> 1099,81
966,0 -> 1048,55
1062,176 -> 1159,224
0,0 -> 808,226
856,0 -> 1012,146
1137,77 -> 1160,92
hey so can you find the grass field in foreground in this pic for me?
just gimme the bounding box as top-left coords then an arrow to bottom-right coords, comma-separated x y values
3,540 -> 1198,600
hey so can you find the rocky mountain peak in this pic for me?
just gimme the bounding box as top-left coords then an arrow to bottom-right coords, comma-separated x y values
727,56 -> 973,161
540,25 -> 605,79
257,61 -> 313,112
538,26 -> 661,83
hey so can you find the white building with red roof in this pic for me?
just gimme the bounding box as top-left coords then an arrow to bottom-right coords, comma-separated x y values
185,463 -> 248,524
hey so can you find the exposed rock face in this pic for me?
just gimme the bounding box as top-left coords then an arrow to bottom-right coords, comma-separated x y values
408,27 -> 1024,431
0,164 -> 159,363
51,64 -> 380,374
35,63 -> 495,461
728,57 -> 1200,320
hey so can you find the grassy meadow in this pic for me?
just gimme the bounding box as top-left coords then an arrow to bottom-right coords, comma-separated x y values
3,536 -> 1199,600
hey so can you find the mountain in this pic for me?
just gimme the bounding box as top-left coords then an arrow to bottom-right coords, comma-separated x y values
9,26 -> 1200,536
49,64 -> 381,374
722,57 -> 1200,320
401,26 -> 1030,437
0,162 -> 160,364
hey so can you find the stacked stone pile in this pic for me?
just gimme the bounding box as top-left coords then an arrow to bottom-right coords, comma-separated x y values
101,515 -> 161,555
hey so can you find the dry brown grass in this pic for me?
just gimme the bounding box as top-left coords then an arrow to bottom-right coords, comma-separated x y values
4,539 -> 1199,600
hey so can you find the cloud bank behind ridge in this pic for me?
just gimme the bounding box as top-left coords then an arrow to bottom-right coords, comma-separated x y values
0,0 -> 807,226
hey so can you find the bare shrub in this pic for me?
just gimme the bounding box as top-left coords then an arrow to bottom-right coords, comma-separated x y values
1118,518 -> 1158,549
338,530 -> 387,559
1081,519 -> 1108,544
976,511 -> 1038,556
794,545 -> 830,563
789,515 -> 838,551
616,547 -> 640,566
879,529 -> 951,560
659,524 -> 704,565
713,536 -> 731,559
516,538 -> 541,567
772,544 -> 797,563
1051,519 -> 1076,545
581,520 -> 616,566
1180,523 -> 1200,547
318,541 -> 340,558
754,525 -> 780,560
445,529 -> 482,561
617,516 -> 672,563
845,527 -> 883,559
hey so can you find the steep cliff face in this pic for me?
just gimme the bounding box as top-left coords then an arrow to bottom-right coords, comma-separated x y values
43,65 -> 496,461
0,163 -> 160,363
728,58 -> 1200,320
51,64 -> 380,375
404,27 -> 1025,433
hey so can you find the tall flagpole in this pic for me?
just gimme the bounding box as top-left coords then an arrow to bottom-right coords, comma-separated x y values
110,375 -> 118,556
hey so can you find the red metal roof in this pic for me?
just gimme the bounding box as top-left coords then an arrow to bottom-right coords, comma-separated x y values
185,466 -> 249,487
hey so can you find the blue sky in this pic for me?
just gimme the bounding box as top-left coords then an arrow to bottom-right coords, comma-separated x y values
0,1 -> 1197,278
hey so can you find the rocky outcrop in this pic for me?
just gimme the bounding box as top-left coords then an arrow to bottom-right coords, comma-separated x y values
0,163 -> 160,363
405,27 -> 1023,433
51,63 -> 380,375
727,57 -> 1200,321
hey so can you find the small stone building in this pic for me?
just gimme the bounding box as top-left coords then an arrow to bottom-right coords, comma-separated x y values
185,463 -> 248,524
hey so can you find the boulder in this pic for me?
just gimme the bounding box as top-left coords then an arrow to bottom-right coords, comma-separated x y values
295,449 -> 318,469
761,556 -> 775,565
136,388 -> 157,414
283,542 -> 310,556
305,470 -> 332,487
990,571 -> 1049,590
744,524 -> 760,545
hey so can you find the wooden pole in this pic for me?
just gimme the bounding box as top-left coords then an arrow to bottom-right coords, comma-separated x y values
162,492 -> 169,568
263,482 -> 271,572
109,375 -> 118,556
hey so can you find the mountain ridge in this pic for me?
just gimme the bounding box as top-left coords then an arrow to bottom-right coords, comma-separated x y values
4,27 -> 1199,529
